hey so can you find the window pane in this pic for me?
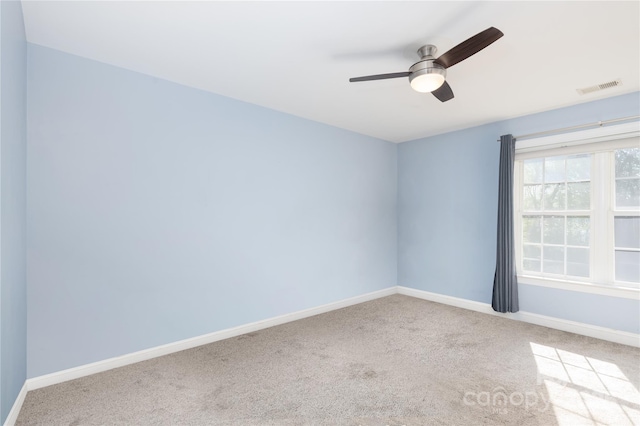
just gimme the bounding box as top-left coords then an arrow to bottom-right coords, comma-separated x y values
615,217 -> 640,249
616,178 -> 640,208
543,246 -> 564,274
545,156 -> 566,182
523,259 -> 541,272
615,148 -> 640,178
567,248 -> 589,277
543,216 -> 564,244
567,216 -> 590,246
524,244 -> 541,259
567,154 -> 591,182
615,250 -> 640,283
567,182 -> 590,210
544,183 -> 566,210
524,159 -> 543,184
523,244 -> 541,273
523,216 -> 541,243
523,184 -> 543,210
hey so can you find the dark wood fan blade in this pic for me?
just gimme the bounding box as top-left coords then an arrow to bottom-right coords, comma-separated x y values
349,71 -> 411,82
432,81 -> 454,102
434,27 -> 503,69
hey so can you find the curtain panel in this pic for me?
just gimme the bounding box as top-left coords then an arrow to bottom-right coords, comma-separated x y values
492,134 -> 519,313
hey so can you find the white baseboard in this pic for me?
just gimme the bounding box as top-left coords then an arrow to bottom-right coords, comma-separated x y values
25,287 -> 396,392
3,382 -> 27,426
397,286 -> 640,348
398,286 -> 495,315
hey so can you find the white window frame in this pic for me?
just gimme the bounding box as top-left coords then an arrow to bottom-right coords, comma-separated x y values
513,122 -> 640,300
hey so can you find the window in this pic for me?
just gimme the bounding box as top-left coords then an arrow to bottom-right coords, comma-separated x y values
614,148 -> 640,283
520,154 -> 591,278
514,131 -> 640,290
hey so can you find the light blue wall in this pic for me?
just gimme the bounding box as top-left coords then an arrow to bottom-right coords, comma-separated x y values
518,285 -> 639,332
0,0 -> 28,422
26,44 -> 398,378
398,92 -> 640,334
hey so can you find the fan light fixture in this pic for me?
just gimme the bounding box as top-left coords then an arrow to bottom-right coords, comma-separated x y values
409,68 -> 446,93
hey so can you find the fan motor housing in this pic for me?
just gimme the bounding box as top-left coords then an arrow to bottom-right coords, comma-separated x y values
408,60 -> 446,86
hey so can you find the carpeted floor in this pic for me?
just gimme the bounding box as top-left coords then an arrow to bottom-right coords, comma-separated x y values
16,295 -> 640,425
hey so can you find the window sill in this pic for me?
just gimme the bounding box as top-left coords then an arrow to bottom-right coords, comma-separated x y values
518,275 -> 640,300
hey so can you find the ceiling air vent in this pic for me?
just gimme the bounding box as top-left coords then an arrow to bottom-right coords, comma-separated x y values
576,79 -> 622,95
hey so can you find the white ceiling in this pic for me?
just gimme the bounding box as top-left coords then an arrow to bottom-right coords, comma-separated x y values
21,1 -> 640,143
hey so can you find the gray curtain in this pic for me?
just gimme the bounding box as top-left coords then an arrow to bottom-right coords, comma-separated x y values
492,134 -> 519,313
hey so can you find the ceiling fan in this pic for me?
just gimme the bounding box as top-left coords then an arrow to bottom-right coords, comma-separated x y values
349,27 -> 504,102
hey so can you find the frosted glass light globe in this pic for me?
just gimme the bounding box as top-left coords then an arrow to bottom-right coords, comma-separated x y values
410,72 -> 446,93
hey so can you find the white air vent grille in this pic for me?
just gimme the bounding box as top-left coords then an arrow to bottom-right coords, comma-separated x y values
577,79 -> 622,95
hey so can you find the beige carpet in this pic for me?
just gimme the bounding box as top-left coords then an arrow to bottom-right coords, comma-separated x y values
16,295 -> 640,425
